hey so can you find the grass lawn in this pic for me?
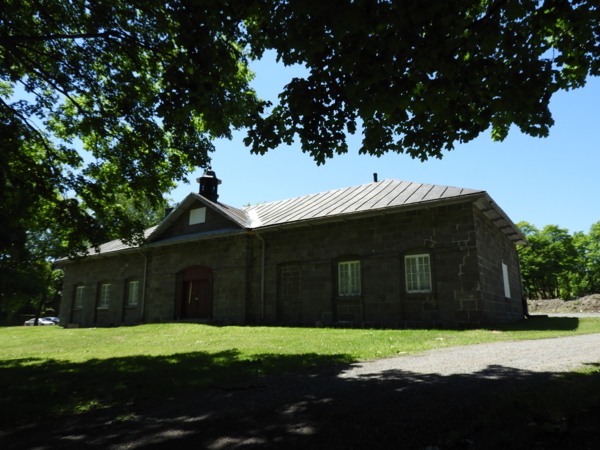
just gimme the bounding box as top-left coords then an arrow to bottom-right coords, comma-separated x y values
1,317 -> 599,423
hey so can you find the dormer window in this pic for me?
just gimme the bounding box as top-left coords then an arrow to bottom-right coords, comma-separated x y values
189,207 -> 206,225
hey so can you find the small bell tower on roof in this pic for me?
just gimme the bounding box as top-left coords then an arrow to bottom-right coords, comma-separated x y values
196,167 -> 222,202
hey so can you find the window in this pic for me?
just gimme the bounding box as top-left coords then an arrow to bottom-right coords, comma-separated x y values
189,207 -> 206,225
98,284 -> 110,308
338,261 -> 361,296
405,254 -> 432,293
74,286 -> 84,309
128,281 -> 140,306
502,263 -> 511,298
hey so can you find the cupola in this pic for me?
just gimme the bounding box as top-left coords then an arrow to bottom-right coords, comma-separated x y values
196,167 -> 222,202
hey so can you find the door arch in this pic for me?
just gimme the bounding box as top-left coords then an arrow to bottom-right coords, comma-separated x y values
177,265 -> 213,319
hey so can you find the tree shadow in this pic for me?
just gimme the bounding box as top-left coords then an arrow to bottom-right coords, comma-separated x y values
0,350 -> 354,424
2,351 -> 599,450
485,316 -> 580,332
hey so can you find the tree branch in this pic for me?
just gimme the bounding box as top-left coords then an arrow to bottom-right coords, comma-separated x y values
13,42 -> 105,102
9,46 -> 89,117
0,97 -> 55,158
0,32 -> 118,45
464,0 -> 510,31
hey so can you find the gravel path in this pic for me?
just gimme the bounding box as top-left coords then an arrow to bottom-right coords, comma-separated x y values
544,312 -> 600,318
340,332 -> 600,378
3,333 -> 600,450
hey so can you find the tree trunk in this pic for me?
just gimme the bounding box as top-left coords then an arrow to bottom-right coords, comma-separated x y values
33,291 -> 47,326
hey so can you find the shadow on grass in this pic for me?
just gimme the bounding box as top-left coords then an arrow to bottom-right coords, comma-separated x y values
2,354 -> 599,450
0,350 -> 354,423
486,316 -> 580,332
0,315 -> 33,327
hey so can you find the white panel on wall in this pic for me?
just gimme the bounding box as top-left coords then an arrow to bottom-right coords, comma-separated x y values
502,263 -> 511,298
189,207 -> 206,225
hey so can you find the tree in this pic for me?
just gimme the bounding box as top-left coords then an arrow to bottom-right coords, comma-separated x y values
571,230 -> 592,297
0,256 -> 63,323
93,193 -> 172,242
584,221 -> 600,294
1,1 -> 265,259
2,1 -> 599,298
29,262 -> 63,326
517,222 -> 577,299
245,0 -> 600,162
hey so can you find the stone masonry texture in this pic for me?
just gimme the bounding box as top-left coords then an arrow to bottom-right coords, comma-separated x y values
59,200 -> 524,329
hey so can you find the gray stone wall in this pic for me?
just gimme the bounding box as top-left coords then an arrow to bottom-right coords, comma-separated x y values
60,252 -> 146,327
59,198 -> 524,329
473,206 -> 525,322
251,201 -> 490,328
144,233 -> 249,324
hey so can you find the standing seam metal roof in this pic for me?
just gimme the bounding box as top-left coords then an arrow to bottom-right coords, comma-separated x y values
66,178 -> 526,259
242,179 -> 483,227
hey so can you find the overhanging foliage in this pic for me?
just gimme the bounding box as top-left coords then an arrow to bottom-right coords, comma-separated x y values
1,1 -> 599,303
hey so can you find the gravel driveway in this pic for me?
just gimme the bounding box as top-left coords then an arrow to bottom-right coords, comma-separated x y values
341,332 -> 600,378
3,333 -> 600,450
544,313 -> 600,318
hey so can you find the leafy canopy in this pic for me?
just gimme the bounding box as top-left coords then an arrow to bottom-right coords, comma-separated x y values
1,0 -> 599,267
517,221 -> 600,299
245,0 -> 600,162
1,0 -> 265,259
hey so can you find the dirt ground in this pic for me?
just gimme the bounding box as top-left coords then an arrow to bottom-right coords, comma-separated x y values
527,294 -> 600,314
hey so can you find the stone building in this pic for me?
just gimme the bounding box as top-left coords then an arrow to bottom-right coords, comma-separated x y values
57,171 -> 527,329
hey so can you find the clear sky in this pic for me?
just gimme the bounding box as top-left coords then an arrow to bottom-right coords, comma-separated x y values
172,50 -> 599,235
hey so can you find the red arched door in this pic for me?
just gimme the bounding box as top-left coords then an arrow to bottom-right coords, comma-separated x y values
180,266 -> 212,319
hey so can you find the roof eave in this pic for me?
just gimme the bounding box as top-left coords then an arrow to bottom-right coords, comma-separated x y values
53,246 -> 141,265
147,228 -> 247,248
55,228 -> 249,263
473,194 -> 528,246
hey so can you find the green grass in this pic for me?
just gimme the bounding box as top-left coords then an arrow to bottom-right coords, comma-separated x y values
1,317 -> 599,422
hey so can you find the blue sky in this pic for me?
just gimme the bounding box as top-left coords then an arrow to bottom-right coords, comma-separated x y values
173,50 -> 599,235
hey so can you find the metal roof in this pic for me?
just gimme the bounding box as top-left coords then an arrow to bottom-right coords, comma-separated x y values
60,179 -> 526,260
242,179 -> 483,228
54,225 -> 159,261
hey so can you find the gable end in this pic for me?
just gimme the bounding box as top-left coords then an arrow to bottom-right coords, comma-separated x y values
153,199 -> 242,243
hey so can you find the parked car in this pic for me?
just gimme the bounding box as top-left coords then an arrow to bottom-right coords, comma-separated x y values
44,317 -> 60,324
23,318 -> 55,326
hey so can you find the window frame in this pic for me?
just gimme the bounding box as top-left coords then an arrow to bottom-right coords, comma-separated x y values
127,280 -> 140,306
98,284 -> 111,309
74,286 -> 85,309
338,260 -> 361,297
404,254 -> 433,294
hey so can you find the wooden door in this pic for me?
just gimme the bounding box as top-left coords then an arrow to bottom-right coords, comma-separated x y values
277,263 -> 302,324
180,266 -> 212,319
